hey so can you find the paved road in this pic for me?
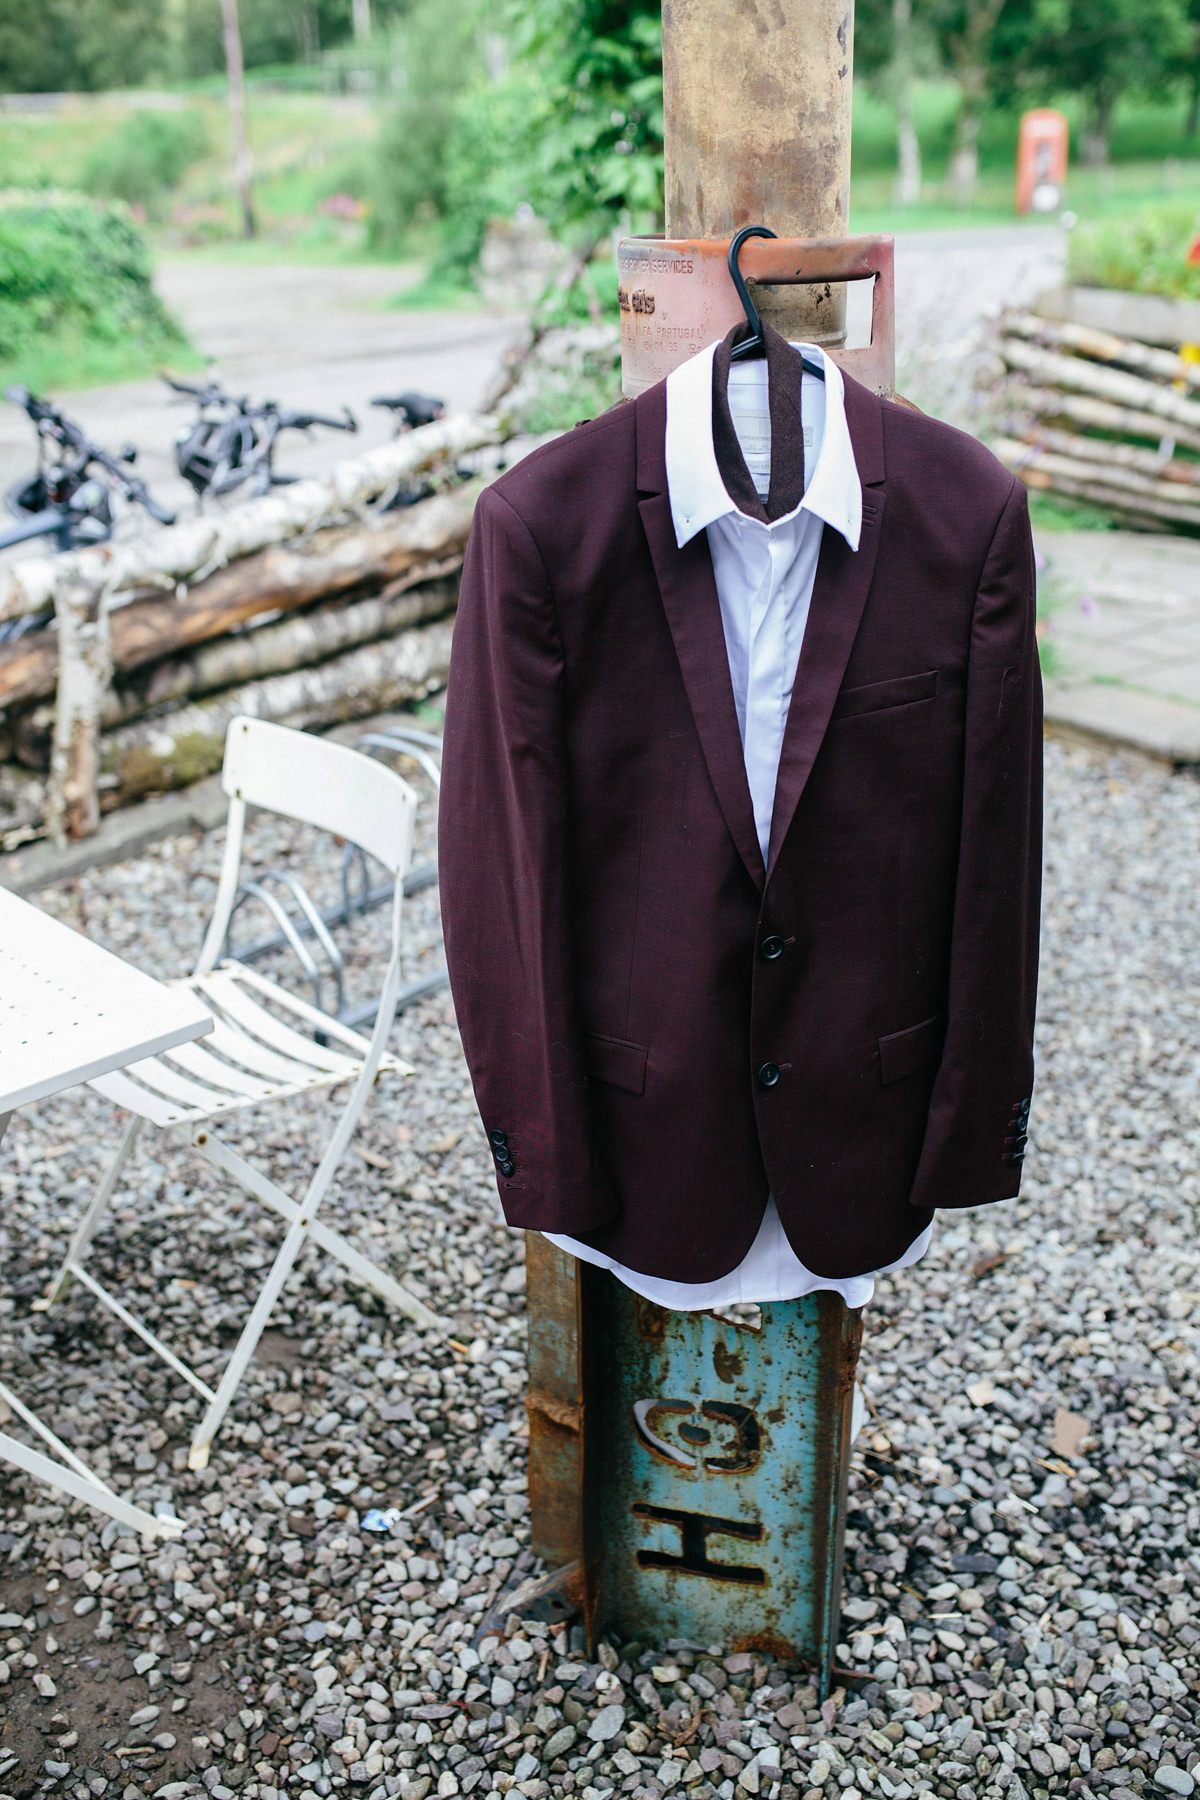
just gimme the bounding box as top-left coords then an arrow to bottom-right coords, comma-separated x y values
0,225 -> 1064,558
0,260 -> 522,547
892,224 -> 1064,425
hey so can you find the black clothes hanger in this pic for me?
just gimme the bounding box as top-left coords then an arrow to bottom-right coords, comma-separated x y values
727,224 -> 826,381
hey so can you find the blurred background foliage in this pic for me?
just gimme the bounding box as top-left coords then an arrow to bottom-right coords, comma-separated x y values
5,0 -> 1200,392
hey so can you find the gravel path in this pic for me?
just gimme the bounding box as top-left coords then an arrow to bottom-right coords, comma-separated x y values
1,734 -> 1199,1800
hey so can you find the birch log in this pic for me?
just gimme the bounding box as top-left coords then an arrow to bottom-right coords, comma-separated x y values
1015,385 -> 1200,454
0,484 -> 479,713
994,437 -> 1200,527
10,568 -> 461,767
1002,312 -> 1200,390
1018,425 -> 1200,484
998,339 -> 1200,434
0,412 -> 500,626
99,616 -> 456,807
46,572 -> 113,844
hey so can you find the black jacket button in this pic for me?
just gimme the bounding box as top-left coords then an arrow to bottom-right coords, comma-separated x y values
756,1062 -> 781,1088
759,935 -> 785,961
499,1159 -> 515,1177
489,1129 -> 508,1146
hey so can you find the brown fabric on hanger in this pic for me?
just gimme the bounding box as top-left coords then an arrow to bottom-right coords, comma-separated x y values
711,321 -> 808,522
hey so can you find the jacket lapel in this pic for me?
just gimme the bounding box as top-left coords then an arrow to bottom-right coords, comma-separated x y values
636,384 -> 765,891
766,374 -> 887,875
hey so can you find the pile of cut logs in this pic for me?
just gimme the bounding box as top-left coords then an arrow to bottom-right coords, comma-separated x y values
991,310 -> 1200,532
0,413 -> 511,849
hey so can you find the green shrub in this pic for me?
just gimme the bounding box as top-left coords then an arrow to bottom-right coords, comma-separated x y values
1068,201 -> 1200,298
369,0 -> 481,248
82,109 -> 210,213
0,193 -> 189,385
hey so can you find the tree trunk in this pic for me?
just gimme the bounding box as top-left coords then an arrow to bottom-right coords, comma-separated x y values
945,0 -> 1006,209
220,0 -> 256,238
1081,90 -> 1115,168
1188,66 -> 1200,140
45,573 -> 112,845
948,101 -> 980,207
892,0 -> 922,207
0,485 -> 479,712
97,617 -> 456,810
352,0 -> 371,42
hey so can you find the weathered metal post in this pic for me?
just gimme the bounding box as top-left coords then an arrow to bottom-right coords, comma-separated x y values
662,0 -> 854,343
525,0 -> 873,1690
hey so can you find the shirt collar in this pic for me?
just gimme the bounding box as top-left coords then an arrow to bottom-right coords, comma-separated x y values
665,338 -> 862,554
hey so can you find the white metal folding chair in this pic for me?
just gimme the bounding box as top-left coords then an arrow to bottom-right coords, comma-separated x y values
39,715 -> 443,1470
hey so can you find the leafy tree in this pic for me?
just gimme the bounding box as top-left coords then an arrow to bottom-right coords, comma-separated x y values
374,0 -> 662,278
925,0 -> 1013,202
82,108 -> 210,212
991,0 -> 1192,164
0,0 -> 166,91
369,0 -> 482,244
171,0 -> 359,78
505,0 -> 663,237
0,1 -> 75,92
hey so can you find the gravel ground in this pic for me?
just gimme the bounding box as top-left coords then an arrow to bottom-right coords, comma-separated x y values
1,733 -> 1200,1800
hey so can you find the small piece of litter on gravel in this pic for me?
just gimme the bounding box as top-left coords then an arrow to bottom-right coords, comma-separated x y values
1052,1407 -> 1091,1457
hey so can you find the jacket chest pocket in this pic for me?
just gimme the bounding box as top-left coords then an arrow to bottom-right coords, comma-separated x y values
831,669 -> 939,722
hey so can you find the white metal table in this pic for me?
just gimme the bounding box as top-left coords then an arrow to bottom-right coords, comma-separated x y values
0,885 -> 213,1540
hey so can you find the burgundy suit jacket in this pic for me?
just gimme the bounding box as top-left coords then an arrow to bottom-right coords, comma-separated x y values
438,368 -> 1042,1282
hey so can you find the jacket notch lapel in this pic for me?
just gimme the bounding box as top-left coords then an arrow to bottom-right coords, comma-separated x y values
765,486 -> 887,876
637,488 -> 766,892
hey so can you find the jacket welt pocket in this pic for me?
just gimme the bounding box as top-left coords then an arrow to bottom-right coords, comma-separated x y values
585,1032 -> 649,1096
832,669 -> 938,721
878,1014 -> 945,1086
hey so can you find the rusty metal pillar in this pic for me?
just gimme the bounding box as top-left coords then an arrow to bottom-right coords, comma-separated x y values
524,0 -> 872,1692
662,0 -> 854,343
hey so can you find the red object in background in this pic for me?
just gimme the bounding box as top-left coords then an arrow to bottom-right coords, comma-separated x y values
1186,233 -> 1200,267
1015,109 -> 1069,215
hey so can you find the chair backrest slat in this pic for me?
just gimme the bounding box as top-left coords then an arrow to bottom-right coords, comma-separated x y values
221,717 -> 417,877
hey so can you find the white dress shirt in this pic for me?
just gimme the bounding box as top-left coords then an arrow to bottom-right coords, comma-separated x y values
545,339 -> 933,1309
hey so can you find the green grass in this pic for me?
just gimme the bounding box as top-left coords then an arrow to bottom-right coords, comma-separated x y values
387,269 -> 483,310
1028,491 -> 1119,533
0,330 -> 202,394
0,91 -> 380,258
849,81 -> 1200,233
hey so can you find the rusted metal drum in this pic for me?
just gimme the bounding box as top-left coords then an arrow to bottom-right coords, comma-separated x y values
616,233 -> 895,401
525,1238 -> 862,1690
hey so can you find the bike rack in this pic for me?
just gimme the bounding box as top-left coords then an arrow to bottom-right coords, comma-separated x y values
222,725 -> 448,1032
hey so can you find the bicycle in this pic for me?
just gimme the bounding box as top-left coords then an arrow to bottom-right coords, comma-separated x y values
0,386 -> 176,643
165,375 -> 357,500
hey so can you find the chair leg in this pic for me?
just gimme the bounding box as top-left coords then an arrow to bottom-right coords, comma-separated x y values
194,1131 -> 444,1332
0,1428 -> 180,1541
37,1116 -> 144,1310
186,1208 -> 317,1471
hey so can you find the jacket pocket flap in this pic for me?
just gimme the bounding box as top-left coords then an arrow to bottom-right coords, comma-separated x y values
878,1014 -> 945,1086
833,669 -> 938,721
585,1032 -> 649,1095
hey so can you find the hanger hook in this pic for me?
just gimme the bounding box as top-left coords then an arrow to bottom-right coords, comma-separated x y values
728,224 -> 778,361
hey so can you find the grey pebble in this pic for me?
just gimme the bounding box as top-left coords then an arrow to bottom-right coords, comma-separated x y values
2,737 -> 1200,1800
